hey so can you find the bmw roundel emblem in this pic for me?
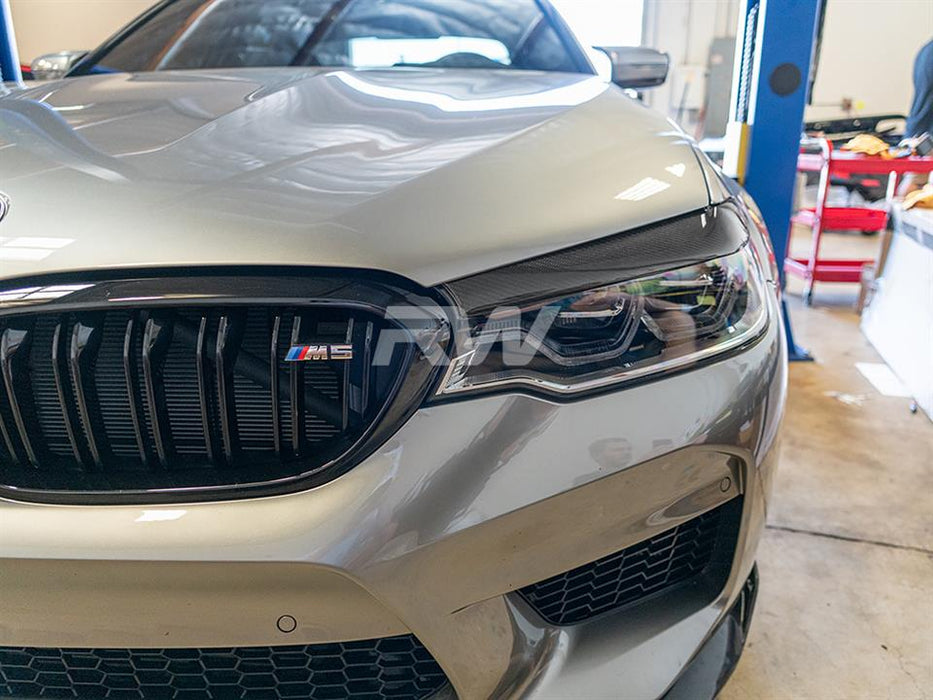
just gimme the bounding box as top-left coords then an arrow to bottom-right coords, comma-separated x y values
0,193 -> 9,223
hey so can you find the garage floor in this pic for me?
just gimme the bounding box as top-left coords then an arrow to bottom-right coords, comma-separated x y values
720,228 -> 933,699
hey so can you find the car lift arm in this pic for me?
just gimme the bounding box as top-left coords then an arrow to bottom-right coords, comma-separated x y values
0,0 -> 22,82
725,0 -> 823,361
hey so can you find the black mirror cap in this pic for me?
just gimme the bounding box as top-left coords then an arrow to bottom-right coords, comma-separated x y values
597,46 -> 671,89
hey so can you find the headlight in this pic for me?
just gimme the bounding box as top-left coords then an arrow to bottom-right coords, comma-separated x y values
435,204 -> 768,398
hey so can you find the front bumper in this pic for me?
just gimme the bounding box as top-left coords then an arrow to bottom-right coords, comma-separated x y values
663,565 -> 758,700
0,312 -> 785,699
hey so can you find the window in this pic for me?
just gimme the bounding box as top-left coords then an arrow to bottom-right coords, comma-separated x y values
74,0 -> 587,75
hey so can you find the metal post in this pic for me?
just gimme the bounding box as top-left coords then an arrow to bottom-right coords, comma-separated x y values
0,0 -> 22,83
727,0 -> 822,361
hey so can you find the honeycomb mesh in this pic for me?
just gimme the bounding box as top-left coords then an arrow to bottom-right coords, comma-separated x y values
518,500 -> 741,625
0,635 -> 448,699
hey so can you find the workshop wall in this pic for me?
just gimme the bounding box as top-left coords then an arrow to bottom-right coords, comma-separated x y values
11,0 -> 153,63
807,0 -> 932,122
642,0 -> 742,137
643,0 -> 932,134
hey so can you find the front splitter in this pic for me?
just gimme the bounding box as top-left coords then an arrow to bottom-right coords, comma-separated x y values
663,565 -> 759,700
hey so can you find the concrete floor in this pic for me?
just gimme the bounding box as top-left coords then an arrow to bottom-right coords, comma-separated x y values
720,228 -> 933,699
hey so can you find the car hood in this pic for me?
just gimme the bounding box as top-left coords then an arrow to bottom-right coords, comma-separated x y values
0,68 -> 710,287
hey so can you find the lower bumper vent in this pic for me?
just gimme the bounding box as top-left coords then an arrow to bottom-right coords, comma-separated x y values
0,635 -> 448,699
518,498 -> 742,626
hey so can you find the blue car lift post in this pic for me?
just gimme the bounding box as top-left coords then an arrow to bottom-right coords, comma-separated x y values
0,0 -> 22,82
725,0 -> 823,362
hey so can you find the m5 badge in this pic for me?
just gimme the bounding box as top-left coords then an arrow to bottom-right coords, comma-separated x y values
285,344 -> 354,362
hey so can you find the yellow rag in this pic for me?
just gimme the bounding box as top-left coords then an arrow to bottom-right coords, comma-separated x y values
903,184 -> 933,210
840,134 -> 892,158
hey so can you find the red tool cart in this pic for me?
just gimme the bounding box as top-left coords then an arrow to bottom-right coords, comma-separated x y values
786,137 -> 933,304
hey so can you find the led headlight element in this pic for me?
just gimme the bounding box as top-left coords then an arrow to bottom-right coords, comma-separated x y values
437,207 -> 768,398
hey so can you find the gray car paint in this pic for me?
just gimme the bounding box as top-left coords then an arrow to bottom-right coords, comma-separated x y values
0,313 -> 786,698
0,61 -> 785,700
0,68 -> 708,285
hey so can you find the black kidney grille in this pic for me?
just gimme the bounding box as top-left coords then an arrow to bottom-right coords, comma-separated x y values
0,635 -> 449,699
0,305 -> 403,497
519,499 -> 741,626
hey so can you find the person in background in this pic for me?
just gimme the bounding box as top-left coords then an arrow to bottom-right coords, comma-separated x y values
901,38 -> 933,194
907,38 -> 933,139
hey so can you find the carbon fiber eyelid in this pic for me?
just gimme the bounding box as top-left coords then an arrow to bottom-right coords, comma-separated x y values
443,201 -> 749,316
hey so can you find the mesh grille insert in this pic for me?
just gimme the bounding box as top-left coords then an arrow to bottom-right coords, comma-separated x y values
0,635 -> 448,700
518,499 -> 742,625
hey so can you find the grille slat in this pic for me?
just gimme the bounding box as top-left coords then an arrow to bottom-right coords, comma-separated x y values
289,315 -> 305,459
215,314 -> 241,464
92,316 -> 135,464
44,321 -> 82,460
196,316 -> 220,466
270,314 -> 283,457
518,500 -> 742,626
122,316 -> 151,466
70,318 -> 107,469
0,383 -> 19,463
0,635 -> 449,700
341,318 -> 353,431
232,308 -> 275,454
142,316 -> 175,468
163,316 -> 207,458
0,302 -> 407,500
358,320 -> 374,420
1,325 -> 40,466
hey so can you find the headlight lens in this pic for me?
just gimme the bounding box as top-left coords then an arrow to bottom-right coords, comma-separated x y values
436,235 -> 768,398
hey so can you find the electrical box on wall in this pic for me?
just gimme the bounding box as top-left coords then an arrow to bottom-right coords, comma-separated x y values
704,37 -> 737,138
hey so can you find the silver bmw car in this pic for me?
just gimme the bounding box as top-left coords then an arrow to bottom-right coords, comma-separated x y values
0,1 -> 786,698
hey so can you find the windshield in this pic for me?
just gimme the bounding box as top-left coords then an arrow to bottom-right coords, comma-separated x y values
72,0 -> 588,76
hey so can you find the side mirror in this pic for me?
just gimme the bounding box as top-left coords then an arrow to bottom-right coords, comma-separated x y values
596,47 -> 670,89
30,51 -> 88,81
